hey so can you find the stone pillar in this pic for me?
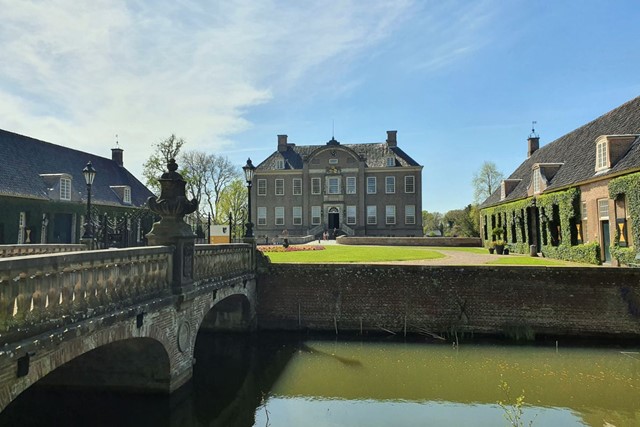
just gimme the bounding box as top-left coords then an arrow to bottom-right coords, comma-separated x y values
146,159 -> 199,294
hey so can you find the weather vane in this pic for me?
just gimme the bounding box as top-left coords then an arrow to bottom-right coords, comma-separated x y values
530,121 -> 538,138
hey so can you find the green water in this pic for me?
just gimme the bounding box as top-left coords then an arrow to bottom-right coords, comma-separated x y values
253,339 -> 640,427
2,334 -> 639,426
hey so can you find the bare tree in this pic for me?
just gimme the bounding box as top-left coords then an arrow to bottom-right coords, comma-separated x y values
181,150 -> 211,208
472,161 -> 504,203
205,155 -> 240,221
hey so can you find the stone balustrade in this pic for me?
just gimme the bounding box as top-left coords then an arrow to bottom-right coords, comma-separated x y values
0,244 -> 87,258
194,244 -> 253,282
0,246 -> 173,345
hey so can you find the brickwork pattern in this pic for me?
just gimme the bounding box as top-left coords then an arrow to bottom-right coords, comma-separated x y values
257,265 -> 640,337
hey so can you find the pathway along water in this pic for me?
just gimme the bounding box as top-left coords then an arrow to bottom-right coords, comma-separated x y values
1,332 -> 639,426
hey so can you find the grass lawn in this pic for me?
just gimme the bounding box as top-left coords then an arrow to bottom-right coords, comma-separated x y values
263,245 -> 445,263
485,256 -> 569,266
430,246 -> 487,254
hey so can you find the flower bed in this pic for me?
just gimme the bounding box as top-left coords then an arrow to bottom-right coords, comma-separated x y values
257,245 -> 325,253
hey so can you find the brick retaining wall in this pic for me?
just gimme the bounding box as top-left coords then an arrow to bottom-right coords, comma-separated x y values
257,264 -> 640,338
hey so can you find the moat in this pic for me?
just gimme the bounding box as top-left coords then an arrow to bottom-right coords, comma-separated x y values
2,332 -> 639,427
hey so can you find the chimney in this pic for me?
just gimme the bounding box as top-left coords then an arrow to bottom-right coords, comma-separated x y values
386,130 -> 397,147
527,136 -> 539,158
277,134 -> 288,153
111,147 -> 124,166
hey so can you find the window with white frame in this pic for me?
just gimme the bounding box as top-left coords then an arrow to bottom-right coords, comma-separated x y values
367,177 -> 376,194
329,158 -> 338,165
276,159 -> 285,169
312,178 -> 321,195
293,206 -> 302,225
60,177 -> 71,201
404,176 -> 415,193
598,199 -> 609,219
327,177 -> 341,194
257,207 -> 267,225
386,205 -> 396,224
596,140 -> 608,170
386,157 -> 395,167
275,179 -> 284,195
532,168 -> 542,194
18,212 -> 26,244
293,178 -> 302,195
257,179 -> 267,196
123,186 -> 131,204
346,176 -> 356,194
311,206 -> 321,225
405,205 -> 416,224
367,205 -> 377,224
581,201 -> 587,220
346,205 -> 356,225
275,207 -> 285,225
385,176 -> 395,194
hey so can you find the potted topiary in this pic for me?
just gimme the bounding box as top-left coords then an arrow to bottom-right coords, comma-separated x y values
488,241 -> 496,254
492,226 -> 505,255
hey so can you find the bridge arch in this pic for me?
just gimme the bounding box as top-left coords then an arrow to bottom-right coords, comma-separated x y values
31,337 -> 171,393
199,293 -> 253,333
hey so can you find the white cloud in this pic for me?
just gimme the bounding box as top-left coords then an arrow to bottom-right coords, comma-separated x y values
0,0 -> 495,180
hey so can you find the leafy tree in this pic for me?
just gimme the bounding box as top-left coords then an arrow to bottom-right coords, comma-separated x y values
422,211 -> 444,236
472,161 -> 504,204
443,204 -> 480,237
143,134 -> 186,193
216,178 -> 247,237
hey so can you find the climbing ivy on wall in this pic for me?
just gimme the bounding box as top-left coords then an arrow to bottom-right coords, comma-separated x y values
609,171 -> 640,266
480,188 -> 601,265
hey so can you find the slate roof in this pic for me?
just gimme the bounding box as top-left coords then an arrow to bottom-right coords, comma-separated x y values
256,137 -> 421,171
0,129 -> 153,207
482,96 -> 640,208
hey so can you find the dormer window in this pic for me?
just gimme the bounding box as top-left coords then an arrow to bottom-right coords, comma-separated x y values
386,157 -> 395,167
532,168 -> 542,194
596,138 -> 608,171
594,134 -> 638,172
276,159 -> 285,169
60,177 -> 71,200
530,163 -> 562,196
110,185 -> 132,204
500,179 -> 521,200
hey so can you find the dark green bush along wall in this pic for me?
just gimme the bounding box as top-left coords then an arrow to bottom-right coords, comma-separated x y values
480,188 -> 600,265
609,172 -> 640,266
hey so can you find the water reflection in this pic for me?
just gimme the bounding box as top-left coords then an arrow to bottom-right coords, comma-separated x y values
257,340 -> 640,426
1,333 -> 639,427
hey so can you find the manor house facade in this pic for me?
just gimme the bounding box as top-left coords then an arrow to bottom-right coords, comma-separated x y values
252,131 -> 423,240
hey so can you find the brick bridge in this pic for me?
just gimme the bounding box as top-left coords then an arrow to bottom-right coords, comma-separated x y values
0,243 -> 258,412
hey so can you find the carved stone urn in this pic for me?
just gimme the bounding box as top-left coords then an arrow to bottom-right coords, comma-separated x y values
146,159 -> 199,293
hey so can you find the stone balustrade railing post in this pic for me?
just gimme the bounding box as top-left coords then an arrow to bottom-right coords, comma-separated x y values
146,159 -> 199,295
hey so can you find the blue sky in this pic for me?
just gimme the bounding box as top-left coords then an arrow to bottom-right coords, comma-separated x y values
1,1 -> 639,213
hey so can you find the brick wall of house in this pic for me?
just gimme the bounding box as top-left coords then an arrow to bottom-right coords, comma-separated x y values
257,264 -> 640,338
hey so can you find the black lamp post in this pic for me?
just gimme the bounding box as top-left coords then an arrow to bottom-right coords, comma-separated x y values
228,212 -> 233,242
242,158 -> 256,238
82,161 -> 97,239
